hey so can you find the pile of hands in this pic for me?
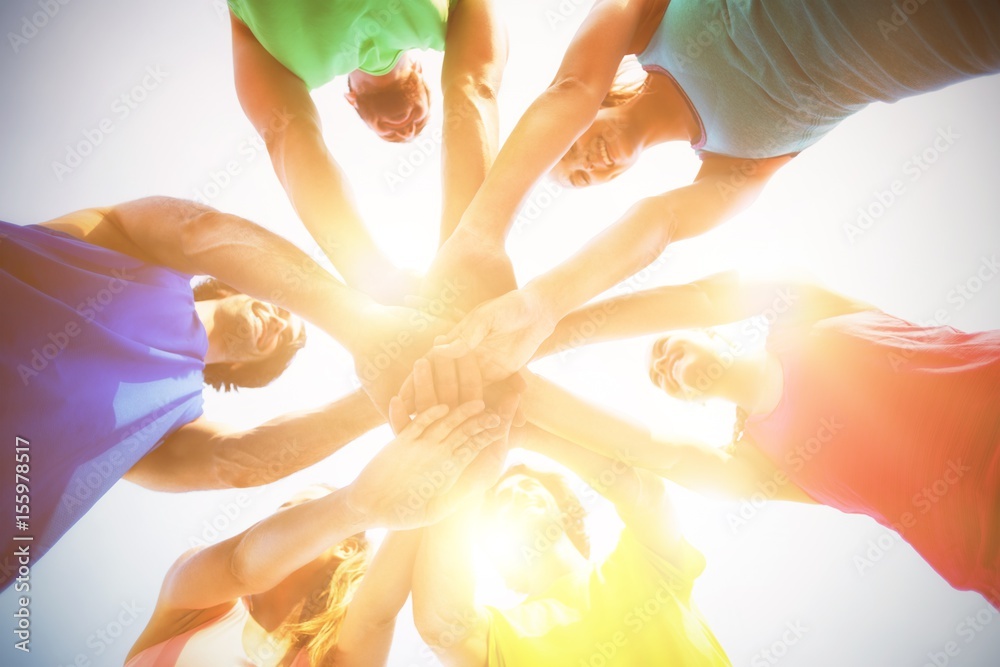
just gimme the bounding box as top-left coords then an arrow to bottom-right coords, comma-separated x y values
347,226 -> 557,530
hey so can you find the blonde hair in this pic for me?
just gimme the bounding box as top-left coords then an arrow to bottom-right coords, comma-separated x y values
602,56 -> 649,108
278,534 -> 371,666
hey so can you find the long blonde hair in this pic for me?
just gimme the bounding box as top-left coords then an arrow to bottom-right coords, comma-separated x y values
277,533 -> 371,666
603,55 -> 649,108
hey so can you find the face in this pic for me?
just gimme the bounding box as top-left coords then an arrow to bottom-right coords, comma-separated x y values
212,294 -> 303,365
348,58 -> 431,143
482,473 -> 565,585
552,109 -> 641,188
648,331 -> 737,401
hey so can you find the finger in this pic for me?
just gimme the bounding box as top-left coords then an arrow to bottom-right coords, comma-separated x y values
456,352 -> 484,404
412,358 -> 437,413
448,440 -> 511,501
431,353 -> 460,408
401,403 -> 449,439
396,375 -> 416,416
388,396 -> 410,435
513,402 -> 527,428
423,399 -> 487,444
440,411 -> 504,451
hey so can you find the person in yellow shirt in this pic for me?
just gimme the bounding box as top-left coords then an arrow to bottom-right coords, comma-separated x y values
411,420 -> 731,666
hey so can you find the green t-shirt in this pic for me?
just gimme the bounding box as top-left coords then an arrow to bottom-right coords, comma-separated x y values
485,529 -> 732,666
229,0 -> 450,89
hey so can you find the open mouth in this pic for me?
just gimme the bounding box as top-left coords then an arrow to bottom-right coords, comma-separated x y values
597,136 -> 615,168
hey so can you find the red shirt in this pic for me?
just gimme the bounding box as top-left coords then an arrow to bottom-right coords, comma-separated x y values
745,309 -> 1000,605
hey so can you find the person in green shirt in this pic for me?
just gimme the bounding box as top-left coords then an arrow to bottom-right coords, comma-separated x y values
411,402 -> 732,666
228,0 -> 507,303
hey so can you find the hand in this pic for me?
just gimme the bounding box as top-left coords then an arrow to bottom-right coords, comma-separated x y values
423,226 -> 517,314
353,304 -> 456,416
344,401 -> 505,530
433,287 -> 558,385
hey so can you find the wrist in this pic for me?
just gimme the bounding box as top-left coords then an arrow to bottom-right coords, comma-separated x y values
339,483 -> 377,533
523,276 -> 569,328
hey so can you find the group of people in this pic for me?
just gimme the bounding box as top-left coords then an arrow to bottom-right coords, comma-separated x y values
3,0 -> 999,665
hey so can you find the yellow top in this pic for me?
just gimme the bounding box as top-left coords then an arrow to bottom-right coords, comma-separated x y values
485,529 -> 731,667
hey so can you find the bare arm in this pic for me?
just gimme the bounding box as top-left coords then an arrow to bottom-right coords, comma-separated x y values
332,530 -> 423,667
434,156 -> 785,382
123,389 -> 385,491
537,270 -> 873,357
42,197 -> 383,353
516,422 -> 682,557
456,0 -> 648,242
522,373 -> 811,502
440,0 -> 507,242
230,13 -> 401,299
412,506 -> 490,667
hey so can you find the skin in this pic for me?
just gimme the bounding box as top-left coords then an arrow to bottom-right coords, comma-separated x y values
194,295 -> 303,365
412,422 -> 685,667
423,0 -> 792,384
230,0 -> 506,300
127,363 -> 515,666
345,55 -> 432,142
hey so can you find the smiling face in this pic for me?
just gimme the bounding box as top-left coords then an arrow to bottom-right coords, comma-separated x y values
211,294 -> 304,365
648,331 -> 738,402
552,108 -> 641,188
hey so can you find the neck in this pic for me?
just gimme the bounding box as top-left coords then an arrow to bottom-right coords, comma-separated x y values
629,72 -> 701,150
521,537 -> 590,597
193,300 -> 221,363
716,351 -> 783,416
348,55 -> 409,93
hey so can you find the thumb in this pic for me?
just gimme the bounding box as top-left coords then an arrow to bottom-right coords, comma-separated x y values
435,315 -> 490,357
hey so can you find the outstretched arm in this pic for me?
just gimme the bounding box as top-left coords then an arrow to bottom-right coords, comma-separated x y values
522,373 -> 811,502
332,530 -> 423,667
516,422 -> 682,557
124,389 -> 385,491
412,505 -> 490,667
435,156 -> 785,382
231,13 -> 404,301
536,270 -> 873,357
454,0 -> 648,243
42,198 -> 387,354
440,0 -> 507,242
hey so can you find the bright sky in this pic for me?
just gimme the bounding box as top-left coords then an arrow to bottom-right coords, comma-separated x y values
2,0 -> 1000,665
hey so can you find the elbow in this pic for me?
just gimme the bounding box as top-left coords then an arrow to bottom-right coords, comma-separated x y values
413,605 -> 460,652
210,437 -> 268,489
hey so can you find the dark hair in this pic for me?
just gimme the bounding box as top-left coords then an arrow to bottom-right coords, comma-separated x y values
486,464 -> 591,558
192,278 -> 307,392
348,67 -> 430,142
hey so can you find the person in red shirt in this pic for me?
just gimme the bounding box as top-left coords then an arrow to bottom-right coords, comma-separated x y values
526,270 -> 1000,607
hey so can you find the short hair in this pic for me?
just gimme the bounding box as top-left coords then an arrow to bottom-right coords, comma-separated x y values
348,66 -> 431,142
485,464 -> 591,559
192,278 -> 306,392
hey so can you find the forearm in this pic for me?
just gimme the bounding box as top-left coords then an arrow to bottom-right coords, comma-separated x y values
460,83 -> 602,241
215,390 -> 386,488
525,196 -> 676,324
110,197 -> 381,351
441,85 -> 501,241
413,508 -> 488,663
536,276 -> 738,357
269,123 -> 396,289
229,486 -> 373,595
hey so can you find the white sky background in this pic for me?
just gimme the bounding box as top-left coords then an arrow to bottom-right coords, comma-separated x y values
1,0 -> 1000,665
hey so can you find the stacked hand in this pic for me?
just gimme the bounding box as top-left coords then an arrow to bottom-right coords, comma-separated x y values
345,353 -> 519,530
